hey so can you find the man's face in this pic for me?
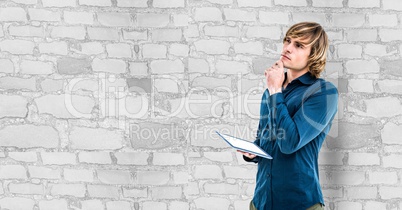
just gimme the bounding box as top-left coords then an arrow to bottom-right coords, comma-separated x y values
280,36 -> 312,72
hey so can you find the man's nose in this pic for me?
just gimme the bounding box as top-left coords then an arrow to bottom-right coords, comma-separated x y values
283,44 -> 292,53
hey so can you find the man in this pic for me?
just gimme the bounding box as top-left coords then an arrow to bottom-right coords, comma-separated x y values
238,22 -> 338,210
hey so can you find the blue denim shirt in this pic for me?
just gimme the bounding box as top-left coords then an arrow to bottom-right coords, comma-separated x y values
247,72 -> 338,210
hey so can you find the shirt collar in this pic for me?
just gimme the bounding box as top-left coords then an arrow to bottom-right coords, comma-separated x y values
284,71 -> 316,85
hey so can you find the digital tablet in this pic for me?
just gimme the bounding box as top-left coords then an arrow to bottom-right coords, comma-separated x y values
216,131 -> 272,159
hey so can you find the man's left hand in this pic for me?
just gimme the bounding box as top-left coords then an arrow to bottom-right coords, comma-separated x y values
265,60 -> 285,95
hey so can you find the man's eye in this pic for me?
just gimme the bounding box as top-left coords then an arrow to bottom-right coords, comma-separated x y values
296,43 -> 303,48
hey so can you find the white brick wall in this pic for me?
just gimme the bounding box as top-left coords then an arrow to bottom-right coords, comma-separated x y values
0,0 -> 400,209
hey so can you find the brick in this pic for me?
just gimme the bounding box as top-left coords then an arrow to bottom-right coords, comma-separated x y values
246,26 -> 281,39
0,27 -> 3,37
332,14 -> 365,27
194,197 -> 230,210
69,78 -> 98,92
382,122 -> 402,144
192,76 -> 231,90
378,80 -> 402,94
0,125 -> 58,149
87,27 -> 119,41
168,95 -> 225,118
42,0 -> 75,7
170,201 -> 189,210
327,171 -> 365,185
115,152 -> 149,165
349,79 -> 373,93
0,95 -> 28,118
8,183 -> 43,195
312,0 -> 342,7
11,0 -> 37,4
88,185 -> 119,198
369,171 -> 398,184
50,26 -> 86,40
337,201 -> 362,210
41,79 -> 63,92
173,14 -> 189,26
64,11 -> 94,25
322,188 -> 343,198
35,94 -> 95,118
259,11 -> 289,25
79,0 -> 111,6
155,78 -> 180,93
379,187 -> 402,199
50,184 -> 86,197
78,152 -> 111,164
172,171 -> 189,184
81,200 -> 104,210
127,77 -> 151,94
8,152 -> 37,162
39,200 -> 68,210
0,198 -> 35,210
356,97 -> 402,118
224,166 -> 256,179
189,58 -> 209,73
117,0 -> 148,7
151,186 -> 182,199
216,60 -> 249,74
0,165 -> 27,179
21,60 -> 53,74
97,170 -> 131,184
383,0 -> 402,10
98,12 -> 132,27
365,201 -> 387,210
123,187 -> 147,198
364,44 -> 387,57
348,153 -> 380,166
58,57 -> 91,75
346,29 -> 377,42
39,42 -> 68,55
143,202 -> 167,210
204,183 -> 239,194
345,59 -> 379,74
207,0 -> 232,4
28,9 -> 60,21
150,59 -> 184,74
224,9 -> 256,22
0,59 -> 14,73
153,153 -> 185,165
327,30 -> 343,41
194,7 -> 223,22
123,30 -> 147,41
293,13 -> 326,27
169,43 -> 189,57
151,29 -> 182,42
135,171 -> 170,185
238,0 -> 271,7
184,24 -> 199,38
383,60 -> 402,77
92,58 -> 126,73
379,29 -> 402,42
337,44 -> 362,58
204,152 -> 233,162
0,40 -> 34,54
142,44 -> 166,58
129,63 -> 148,76
234,41 -> 263,55
106,201 -> 131,210
369,14 -> 398,27
318,151 -> 344,165
9,25 -> 44,37
0,7 -> 27,22
75,42 -> 104,55
28,166 -> 60,179
326,123 -> 379,149
184,182 -> 200,195
194,39 -> 230,55
239,78 -> 263,94
136,13 -> 169,27
130,122 -> 184,149
106,43 -> 132,58
64,168 -> 94,182
41,152 -> 76,165
349,0 -> 379,7
274,0 -> 306,6
70,127 -> 123,150
153,0 -> 184,8
204,25 -> 239,37
194,165 -> 222,179
383,154 -> 402,168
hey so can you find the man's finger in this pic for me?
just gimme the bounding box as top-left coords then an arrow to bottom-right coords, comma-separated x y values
277,60 -> 284,68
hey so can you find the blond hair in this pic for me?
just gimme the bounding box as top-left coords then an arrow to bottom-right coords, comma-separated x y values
284,22 -> 329,78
